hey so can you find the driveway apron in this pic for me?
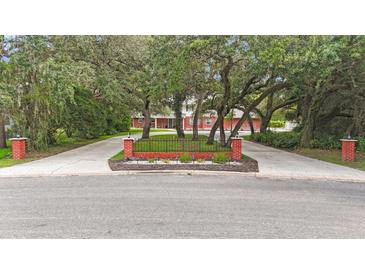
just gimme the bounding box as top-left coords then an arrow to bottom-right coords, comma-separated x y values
243,140 -> 365,181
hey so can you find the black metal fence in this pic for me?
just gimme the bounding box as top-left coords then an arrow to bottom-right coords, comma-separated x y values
134,138 -> 231,152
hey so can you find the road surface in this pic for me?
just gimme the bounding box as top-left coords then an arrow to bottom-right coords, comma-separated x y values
0,174 -> 364,238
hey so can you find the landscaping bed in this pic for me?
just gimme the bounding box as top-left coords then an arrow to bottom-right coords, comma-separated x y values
109,157 -> 258,173
110,133 -> 257,172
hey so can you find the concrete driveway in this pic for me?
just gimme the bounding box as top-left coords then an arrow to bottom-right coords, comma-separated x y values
1,131 -> 365,182
0,132 -> 173,177
244,140 -> 365,182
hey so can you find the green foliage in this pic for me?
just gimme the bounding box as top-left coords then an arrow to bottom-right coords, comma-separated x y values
252,132 -> 365,152
148,158 -> 156,163
196,158 -> 205,163
2,35 -> 364,152
213,152 -> 229,164
251,132 -> 301,149
65,88 -> 107,139
269,120 -> 285,128
0,147 -> 11,159
355,137 -> 365,152
309,136 -> 342,150
179,153 -> 192,163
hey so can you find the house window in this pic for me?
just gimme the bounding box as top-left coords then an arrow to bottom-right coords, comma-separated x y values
206,118 -> 212,125
189,118 -> 193,126
138,118 -> 144,123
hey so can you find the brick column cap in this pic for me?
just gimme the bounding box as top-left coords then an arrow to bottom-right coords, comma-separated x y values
231,137 -> 243,140
340,139 -> 357,142
9,137 -> 28,141
123,137 -> 135,141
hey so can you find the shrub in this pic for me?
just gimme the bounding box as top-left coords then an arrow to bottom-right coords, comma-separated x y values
196,158 -> 205,164
179,153 -> 192,163
252,132 -> 301,149
213,152 -> 229,164
269,120 -> 285,128
148,158 -> 156,163
357,137 -> 365,152
309,136 -> 341,150
162,159 -> 170,164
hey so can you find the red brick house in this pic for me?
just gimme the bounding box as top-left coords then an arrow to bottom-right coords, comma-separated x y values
132,108 -> 261,131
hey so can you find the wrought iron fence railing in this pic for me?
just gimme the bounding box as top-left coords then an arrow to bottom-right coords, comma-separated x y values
134,138 -> 231,152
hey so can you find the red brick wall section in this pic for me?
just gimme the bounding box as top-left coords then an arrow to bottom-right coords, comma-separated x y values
123,138 -> 134,159
11,139 -> 27,160
133,152 -> 232,160
156,118 -> 168,128
341,140 -> 357,161
231,138 -> 242,161
223,118 -> 261,131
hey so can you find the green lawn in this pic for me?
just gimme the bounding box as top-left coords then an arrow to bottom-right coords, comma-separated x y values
0,147 -> 11,159
295,148 -> 365,172
0,128 -> 171,168
134,134 -> 231,152
110,150 -> 124,161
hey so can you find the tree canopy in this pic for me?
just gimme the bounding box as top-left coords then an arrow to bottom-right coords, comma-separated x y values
0,35 -> 364,150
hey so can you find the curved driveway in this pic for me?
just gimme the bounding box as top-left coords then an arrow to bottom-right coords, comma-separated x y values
0,132 -> 174,177
244,140 -> 365,182
1,133 -> 365,182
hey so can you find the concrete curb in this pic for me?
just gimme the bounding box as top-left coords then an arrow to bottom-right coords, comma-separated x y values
0,170 -> 258,178
255,173 -> 365,183
1,170 -> 365,183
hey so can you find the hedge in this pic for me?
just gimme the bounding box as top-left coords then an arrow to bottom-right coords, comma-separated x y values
269,120 -> 285,128
250,132 -> 365,152
250,132 -> 301,149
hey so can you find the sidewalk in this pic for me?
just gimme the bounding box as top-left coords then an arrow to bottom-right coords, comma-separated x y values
243,140 -> 365,182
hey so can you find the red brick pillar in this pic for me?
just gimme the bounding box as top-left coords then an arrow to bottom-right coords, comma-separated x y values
231,137 -> 243,161
340,139 -> 357,161
123,138 -> 134,160
10,137 -> 28,160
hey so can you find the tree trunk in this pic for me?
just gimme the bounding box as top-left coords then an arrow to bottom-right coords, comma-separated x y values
260,113 -> 273,133
192,96 -> 203,141
300,88 -> 327,147
0,115 -> 6,148
260,93 -> 274,133
219,116 -> 226,146
207,58 -> 233,145
206,115 -> 221,144
300,112 -> 316,147
173,91 -> 185,138
142,99 -> 151,139
226,83 -> 288,146
248,115 -> 255,135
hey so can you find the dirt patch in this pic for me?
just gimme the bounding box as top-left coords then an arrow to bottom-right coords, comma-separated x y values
109,159 -> 259,173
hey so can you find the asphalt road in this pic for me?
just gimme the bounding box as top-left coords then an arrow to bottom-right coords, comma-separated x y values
0,174 -> 364,238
